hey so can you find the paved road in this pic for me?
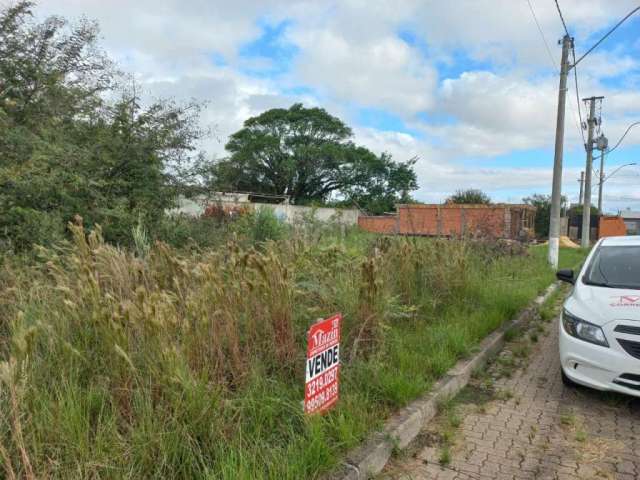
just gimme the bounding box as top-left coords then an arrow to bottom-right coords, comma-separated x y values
383,314 -> 640,480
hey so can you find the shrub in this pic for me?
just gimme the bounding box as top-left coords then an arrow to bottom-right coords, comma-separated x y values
238,207 -> 287,244
0,207 -> 65,252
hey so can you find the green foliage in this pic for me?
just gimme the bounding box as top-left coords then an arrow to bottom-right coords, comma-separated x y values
523,193 -> 568,238
231,207 -> 288,245
152,215 -> 224,249
249,207 -> 287,243
0,225 -> 587,479
567,204 -> 600,216
206,103 -> 418,214
0,207 -> 65,251
0,2 -> 204,251
446,189 -> 491,205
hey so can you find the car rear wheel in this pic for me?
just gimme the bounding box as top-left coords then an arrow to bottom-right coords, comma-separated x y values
561,366 -> 575,387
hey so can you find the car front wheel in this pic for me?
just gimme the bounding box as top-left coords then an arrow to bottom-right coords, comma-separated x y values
561,366 -> 575,387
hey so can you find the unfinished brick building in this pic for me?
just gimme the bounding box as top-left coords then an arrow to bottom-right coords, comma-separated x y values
358,204 -> 536,240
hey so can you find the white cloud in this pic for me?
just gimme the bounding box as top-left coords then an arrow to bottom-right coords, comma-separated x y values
32,0 -> 640,211
286,5 -> 437,115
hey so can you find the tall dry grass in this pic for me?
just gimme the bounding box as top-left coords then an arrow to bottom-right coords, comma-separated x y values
0,223 -> 560,479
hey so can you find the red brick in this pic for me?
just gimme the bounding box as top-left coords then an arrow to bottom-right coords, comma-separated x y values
358,216 -> 398,234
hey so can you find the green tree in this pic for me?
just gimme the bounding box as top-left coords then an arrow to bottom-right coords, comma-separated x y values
446,189 -> 491,205
522,193 -> 568,239
0,2 -> 204,250
207,103 -> 417,214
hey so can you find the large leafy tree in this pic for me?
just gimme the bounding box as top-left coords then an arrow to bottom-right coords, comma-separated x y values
0,2 -> 204,250
208,104 -> 417,213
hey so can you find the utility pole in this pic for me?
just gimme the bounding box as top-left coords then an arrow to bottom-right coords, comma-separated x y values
596,134 -> 608,214
578,171 -> 584,204
597,155 -> 604,214
581,96 -> 603,248
548,34 -> 572,269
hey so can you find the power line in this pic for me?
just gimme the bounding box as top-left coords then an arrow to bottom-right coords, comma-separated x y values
574,5 -> 640,67
528,0 -> 584,147
593,120 -> 640,164
526,0 -> 556,65
609,121 -> 640,154
570,46 -> 587,149
554,0 -> 570,37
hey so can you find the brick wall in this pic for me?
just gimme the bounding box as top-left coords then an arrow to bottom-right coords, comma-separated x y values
463,207 -> 505,238
397,205 -> 507,237
359,204 -> 535,239
357,216 -> 397,234
598,216 -> 626,238
398,205 -> 438,235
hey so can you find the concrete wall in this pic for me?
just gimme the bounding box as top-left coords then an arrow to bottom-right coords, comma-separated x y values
258,203 -> 359,225
168,196 -> 359,226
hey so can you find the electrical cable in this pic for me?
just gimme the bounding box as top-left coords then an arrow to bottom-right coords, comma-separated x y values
571,46 -> 587,149
593,120 -> 640,166
573,5 -> 640,67
527,0 -> 556,65
554,1 -> 587,148
554,0 -> 570,37
529,0 -> 584,147
608,121 -> 640,154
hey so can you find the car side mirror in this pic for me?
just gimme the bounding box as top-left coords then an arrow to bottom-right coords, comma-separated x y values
556,268 -> 575,284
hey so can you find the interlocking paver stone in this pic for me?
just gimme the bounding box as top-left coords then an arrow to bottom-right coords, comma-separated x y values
382,314 -> 640,479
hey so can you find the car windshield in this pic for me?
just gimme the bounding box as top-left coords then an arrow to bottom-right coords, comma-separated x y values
584,245 -> 640,289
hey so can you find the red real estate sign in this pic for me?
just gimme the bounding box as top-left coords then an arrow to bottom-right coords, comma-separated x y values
304,313 -> 341,414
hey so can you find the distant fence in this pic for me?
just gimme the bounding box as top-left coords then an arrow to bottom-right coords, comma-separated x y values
598,216 -> 626,239
359,204 -> 536,240
169,196 -> 359,226
357,216 -> 397,234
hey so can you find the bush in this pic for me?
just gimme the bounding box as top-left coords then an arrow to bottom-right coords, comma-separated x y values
237,207 -> 287,244
153,214 -> 227,249
0,207 -> 65,252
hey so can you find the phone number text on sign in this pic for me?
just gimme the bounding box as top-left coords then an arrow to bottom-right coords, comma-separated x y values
304,314 -> 341,414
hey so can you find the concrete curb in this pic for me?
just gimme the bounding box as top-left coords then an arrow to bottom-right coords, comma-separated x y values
330,282 -> 560,480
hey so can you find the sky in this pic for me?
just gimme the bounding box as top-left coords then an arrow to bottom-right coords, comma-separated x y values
35,0 -> 640,213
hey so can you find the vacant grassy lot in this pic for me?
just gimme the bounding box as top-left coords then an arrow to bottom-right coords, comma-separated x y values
0,222 -> 586,479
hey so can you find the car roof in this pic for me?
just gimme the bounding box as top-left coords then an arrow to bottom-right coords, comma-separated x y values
600,235 -> 640,246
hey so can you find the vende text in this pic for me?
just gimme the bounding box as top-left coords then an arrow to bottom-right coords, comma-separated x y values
305,345 -> 339,382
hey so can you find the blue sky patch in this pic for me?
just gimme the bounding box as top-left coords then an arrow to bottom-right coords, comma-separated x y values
238,18 -> 298,77
355,106 -> 422,137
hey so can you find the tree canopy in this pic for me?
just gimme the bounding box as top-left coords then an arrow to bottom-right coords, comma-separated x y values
0,1 -> 204,250
207,103 -> 418,214
522,193 -> 568,238
446,189 -> 491,205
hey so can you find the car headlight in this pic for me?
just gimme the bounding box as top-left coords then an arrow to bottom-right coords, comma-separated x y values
562,309 -> 609,347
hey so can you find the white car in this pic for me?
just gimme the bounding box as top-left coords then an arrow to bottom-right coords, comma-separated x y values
557,235 -> 640,397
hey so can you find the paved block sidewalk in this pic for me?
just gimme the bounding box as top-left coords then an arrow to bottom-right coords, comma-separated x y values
383,315 -> 640,480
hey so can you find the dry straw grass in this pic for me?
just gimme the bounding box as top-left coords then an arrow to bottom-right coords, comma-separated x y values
0,221 -> 552,478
